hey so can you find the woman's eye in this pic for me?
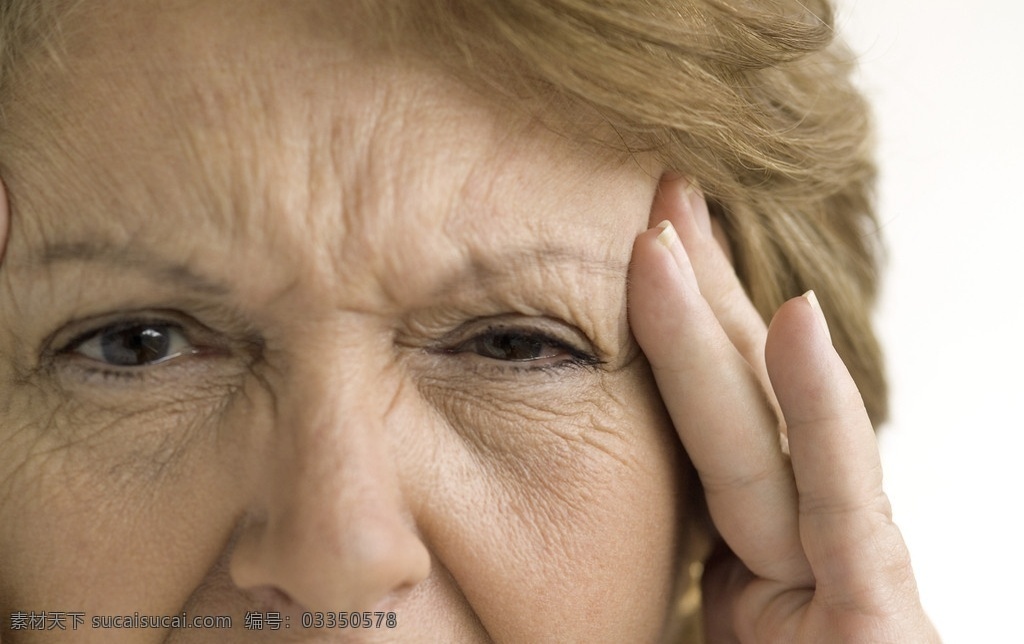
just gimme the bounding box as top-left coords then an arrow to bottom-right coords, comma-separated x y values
69,323 -> 195,367
459,329 -> 577,363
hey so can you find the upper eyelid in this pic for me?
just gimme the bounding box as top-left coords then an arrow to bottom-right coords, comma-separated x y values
48,310 -> 236,360
452,328 -> 579,354
435,325 -> 606,371
425,316 -> 597,353
56,315 -> 184,354
63,319 -> 180,351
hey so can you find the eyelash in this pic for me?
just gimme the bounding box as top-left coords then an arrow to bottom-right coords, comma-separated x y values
51,314 -> 601,383
52,314 -> 222,382
434,322 -> 603,373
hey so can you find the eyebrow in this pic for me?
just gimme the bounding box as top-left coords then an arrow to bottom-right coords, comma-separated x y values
447,246 -> 628,290
35,241 -> 233,296
30,239 -> 628,299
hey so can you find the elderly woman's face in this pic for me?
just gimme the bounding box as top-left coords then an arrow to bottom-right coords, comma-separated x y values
0,2 -> 686,641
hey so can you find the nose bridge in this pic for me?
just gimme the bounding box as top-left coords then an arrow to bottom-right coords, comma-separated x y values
262,307 -> 416,500
229,337 -> 430,611
272,335 -> 410,526
285,349 -> 393,476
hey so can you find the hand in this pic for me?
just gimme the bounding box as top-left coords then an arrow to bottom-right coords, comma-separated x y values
628,177 -> 939,643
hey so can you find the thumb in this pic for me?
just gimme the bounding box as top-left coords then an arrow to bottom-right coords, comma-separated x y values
701,540 -> 752,644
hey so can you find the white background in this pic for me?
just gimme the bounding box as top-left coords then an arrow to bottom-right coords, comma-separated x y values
837,1 -> 1024,640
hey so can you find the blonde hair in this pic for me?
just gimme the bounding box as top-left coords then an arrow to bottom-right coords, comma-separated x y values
376,0 -> 887,428
1,1 -> 883,639
0,1 -> 71,98
377,5 -> 886,638
0,0 -> 885,422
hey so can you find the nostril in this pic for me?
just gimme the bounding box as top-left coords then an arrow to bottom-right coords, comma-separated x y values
244,584 -> 302,612
241,585 -> 314,625
230,522 -> 430,614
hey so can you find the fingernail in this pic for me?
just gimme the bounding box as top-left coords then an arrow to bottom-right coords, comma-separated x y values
778,431 -> 791,456
654,220 -> 700,293
656,219 -> 679,248
802,290 -> 832,343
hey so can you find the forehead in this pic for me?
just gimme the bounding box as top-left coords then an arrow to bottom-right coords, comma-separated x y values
3,0 -> 656,308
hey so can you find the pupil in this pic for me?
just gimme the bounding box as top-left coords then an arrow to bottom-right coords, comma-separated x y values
485,333 -> 543,361
101,325 -> 172,366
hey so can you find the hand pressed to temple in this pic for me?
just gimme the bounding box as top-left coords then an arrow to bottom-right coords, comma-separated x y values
628,177 -> 940,643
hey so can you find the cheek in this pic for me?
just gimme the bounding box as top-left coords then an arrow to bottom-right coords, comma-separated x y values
0,370 -> 247,619
415,364 -> 686,640
0,345 -> 689,640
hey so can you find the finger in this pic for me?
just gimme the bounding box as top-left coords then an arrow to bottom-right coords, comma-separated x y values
700,541 -> 754,644
629,219 -> 811,585
650,177 -> 782,430
765,293 -> 922,614
650,178 -> 767,373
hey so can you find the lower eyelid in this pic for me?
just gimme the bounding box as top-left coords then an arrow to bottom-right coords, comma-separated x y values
56,346 -> 235,386
54,328 -> 235,384
444,356 -> 602,379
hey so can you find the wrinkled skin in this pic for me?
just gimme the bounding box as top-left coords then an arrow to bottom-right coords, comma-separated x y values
0,2 -> 686,642
0,1 -> 938,642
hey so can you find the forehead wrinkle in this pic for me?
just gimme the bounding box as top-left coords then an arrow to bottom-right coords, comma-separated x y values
454,246 -> 627,295
8,1 -> 653,323
51,2 -> 366,267
413,244 -> 628,340
322,72 -> 518,307
157,62 -> 316,243
346,76 -> 608,304
126,58 -> 369,300
2,35 -> 294,280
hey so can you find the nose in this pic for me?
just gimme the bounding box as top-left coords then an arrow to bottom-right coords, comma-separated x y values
229,365 -> 431,612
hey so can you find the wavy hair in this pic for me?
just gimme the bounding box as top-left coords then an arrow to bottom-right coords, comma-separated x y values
358,5 -> 885,637
0,0 -> 885,423
374,0 -> 886,429
1,2 -> 884,639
